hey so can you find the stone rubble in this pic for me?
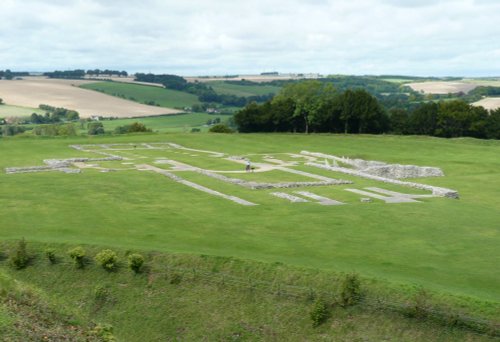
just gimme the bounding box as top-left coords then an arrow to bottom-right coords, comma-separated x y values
301,151 -> 444,179
307,162 -> 459,199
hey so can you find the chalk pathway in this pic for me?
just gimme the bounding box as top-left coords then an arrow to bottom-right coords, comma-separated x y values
137,164 -> 257,206
294,191 -> 344,205
345,188 -> 419,203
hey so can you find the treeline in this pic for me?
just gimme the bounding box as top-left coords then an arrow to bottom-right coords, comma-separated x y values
389,102 -> 500,139
30,105 -> 79,123
234,80 -> 500,139
0,69 -> 29,80
85,69 -> 128,77
134,73 -> 275,107
44,69 -> 128,79
44,69 -> 86,79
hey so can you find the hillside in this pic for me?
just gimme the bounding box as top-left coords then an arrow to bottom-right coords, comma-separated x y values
0,77 -> 180,118
1,133 -> 499,339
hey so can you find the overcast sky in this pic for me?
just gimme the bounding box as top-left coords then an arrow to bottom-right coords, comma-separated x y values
1,0 -> 499,76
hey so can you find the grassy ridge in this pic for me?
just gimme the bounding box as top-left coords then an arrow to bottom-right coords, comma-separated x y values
0,134 -> 499,305
1,242 -> 496,341
80,81 -> 201,109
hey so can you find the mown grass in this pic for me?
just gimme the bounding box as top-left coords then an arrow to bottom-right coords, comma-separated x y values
207,80 -> 282,97
80,81 -> 201,109
0,242 -> 497,341
0,133 -> 499,307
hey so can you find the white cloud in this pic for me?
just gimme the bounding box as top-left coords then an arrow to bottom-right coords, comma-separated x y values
0,0 -> 499,76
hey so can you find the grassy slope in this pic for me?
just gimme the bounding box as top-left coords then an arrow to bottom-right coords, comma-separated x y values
207,80 -> 282,97
80,81 -> 201,109
0,270 -> 100,340
0,134 -> 499,305
0,244 -> 496,341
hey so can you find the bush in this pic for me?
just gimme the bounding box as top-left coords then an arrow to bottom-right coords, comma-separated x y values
90,323 -> 116,342
209,123 -> 234,133
44,248 -> 57,264
68,247 -> 86,268
9,238 -> 29,270
95,249 -> 118,271
87,122 -> 105,135
340,273 -> 361,307
310,299 -> 329,327
128,253 -> 145,274
191,128 -> 201,133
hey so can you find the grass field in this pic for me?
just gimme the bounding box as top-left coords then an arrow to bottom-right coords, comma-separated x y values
81,81 -> 201,109
0,104 -> 43,117
1,133 -> 499,308
207,80 -> 282,97
98,113 -> 231,133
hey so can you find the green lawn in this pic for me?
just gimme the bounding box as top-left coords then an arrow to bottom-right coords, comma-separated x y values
0,133 -> 499,306
207,80 -> 282,97
80,81 -> 201,109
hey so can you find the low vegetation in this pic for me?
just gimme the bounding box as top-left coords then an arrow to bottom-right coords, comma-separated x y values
0,241 -> 497,341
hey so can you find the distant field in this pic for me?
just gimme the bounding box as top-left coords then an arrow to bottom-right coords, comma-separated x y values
472,97 -> 500,110
0,104 -> 43,117
207,80 -> 282,97
99,113 -> 229,133
0,77 -> 177,118
1,134 -> 499,304
81,81 -> 201,109
406,81 -> 478,94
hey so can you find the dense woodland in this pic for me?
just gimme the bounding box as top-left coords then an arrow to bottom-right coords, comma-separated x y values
234,80 -> 500,139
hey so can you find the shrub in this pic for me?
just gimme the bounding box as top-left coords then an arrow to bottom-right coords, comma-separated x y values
209,123 -> 234,133
128,253 -> 145,274
9,238 -> 29,270
68,247 -> 86,268
340,273 -> 361,307
90,323 -> 116,342
310,299 -> 329,327
95,249 -> 118,271
191,128 -> 201,133
44,248 -> 57,264
87,122 -> 105,135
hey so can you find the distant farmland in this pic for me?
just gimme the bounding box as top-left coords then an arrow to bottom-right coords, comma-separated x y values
0,77 -> 180,118
207,80 -> 282,97
80,81 -> 201,109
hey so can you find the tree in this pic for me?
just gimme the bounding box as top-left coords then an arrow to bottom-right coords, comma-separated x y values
88,122 -> 105,135
485,108 -> 500,139
407,102 -> 439,135
274,81 -> 335,133
389,108 -> 409,134
0,98 -> 3,105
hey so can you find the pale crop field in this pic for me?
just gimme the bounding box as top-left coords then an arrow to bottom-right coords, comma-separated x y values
405,81 -> 478,94
472,97 -> 500,110
0,77 -> 181,118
